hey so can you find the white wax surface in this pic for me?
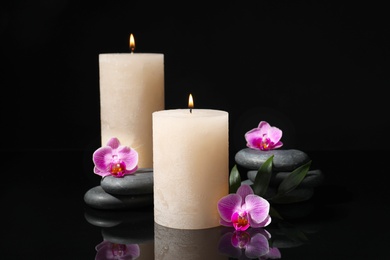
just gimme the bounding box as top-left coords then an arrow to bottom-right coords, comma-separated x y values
153,109 -> 229,229
99,53 -> 164,168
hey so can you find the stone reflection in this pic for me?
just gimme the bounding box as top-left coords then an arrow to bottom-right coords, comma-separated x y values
84,206 -> 154,259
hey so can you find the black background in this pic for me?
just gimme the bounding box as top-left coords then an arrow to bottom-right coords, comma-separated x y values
1,1 -> 389,163
1,2 -> 390,259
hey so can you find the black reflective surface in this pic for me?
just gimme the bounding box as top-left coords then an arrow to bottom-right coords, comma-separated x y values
2,150 -> 389,259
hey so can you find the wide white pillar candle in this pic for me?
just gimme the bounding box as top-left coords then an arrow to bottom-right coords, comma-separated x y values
153,108 -> 229,229
99,53 -> 164,169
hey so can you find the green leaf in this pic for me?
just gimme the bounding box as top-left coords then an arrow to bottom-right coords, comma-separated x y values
229,165 -> 241,193
270,191 -> 313,204
253,155 -> 273,196
276,160 -> 311,196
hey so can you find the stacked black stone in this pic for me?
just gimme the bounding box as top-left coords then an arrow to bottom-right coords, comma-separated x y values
235,148 -> 324,203
84,169 -> 154,210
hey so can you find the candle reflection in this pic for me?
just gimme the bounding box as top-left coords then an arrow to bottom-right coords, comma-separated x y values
154,223 -> 227,259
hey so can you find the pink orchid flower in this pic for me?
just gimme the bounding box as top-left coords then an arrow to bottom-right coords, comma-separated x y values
93,137 -> 138,178
95,241 -> 140,260
245,121 -> 283,151
217,184 -> 271,231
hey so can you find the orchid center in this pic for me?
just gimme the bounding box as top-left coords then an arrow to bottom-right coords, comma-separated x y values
261,140 -> 269,150
238,213 -> 249,226
110,243 -> 127,257
258,136 -> 273,150
232,211 -> 250,231
232,231 -> 251,248
110,161 -> 126,176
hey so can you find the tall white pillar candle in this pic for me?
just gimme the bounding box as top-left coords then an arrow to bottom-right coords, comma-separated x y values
153,108 -> 229,229
99,44 -> 164,169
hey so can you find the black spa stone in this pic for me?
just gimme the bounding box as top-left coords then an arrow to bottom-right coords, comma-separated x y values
101,169 -> 153,195
84,206 -> 153,228
101,219 -> 155,244
235,148 -> 310,171
84,186 -> 153,210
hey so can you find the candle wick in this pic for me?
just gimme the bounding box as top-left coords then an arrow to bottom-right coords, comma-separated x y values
190,108 -> 192,113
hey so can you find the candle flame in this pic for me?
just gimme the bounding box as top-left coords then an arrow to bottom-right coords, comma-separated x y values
188,94 -> 194,108
129,33 -> 135,53
188,94 -> 194,113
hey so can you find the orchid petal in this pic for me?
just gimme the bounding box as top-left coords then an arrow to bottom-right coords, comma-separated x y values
218,194 -> 242,223
251,214 -> 272,228
118,146 -> 139,172
93,146 -> 113,171
220,218 -> 234,227
268,126 -> 283,143
250,227 -> 272,240
217,232 -> 242,258
244,128 -> 260,148
258,121 -> 271,135
245,232 -> 270,258
245,194 -> 270,225
236,184 -> 254,201
126,244 -> 141,258
93,167 -> 111,177
106,137 -> 121,149
95,240 -> 110,251
265,247 -> 282,259
272,141 -> 283,149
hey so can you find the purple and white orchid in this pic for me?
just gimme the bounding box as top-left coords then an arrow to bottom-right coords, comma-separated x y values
92,137 -> 138,178
245,121 -> 283,151
217,184 -> 271,231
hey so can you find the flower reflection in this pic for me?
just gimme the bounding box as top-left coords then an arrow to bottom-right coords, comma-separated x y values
218,227 -> 280,259
261,247 -> 282,259
95,240 -> 140,260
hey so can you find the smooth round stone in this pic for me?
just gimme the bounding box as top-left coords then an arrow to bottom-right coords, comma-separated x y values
272,188 -> 314,204
247,169 -> 324,188
235,148 -> 310,171
101,169 -> 153,195
84,186 -> 153,210
84,206 -> 153,228
84,210 -> 122,228
101,215 -> 155,244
